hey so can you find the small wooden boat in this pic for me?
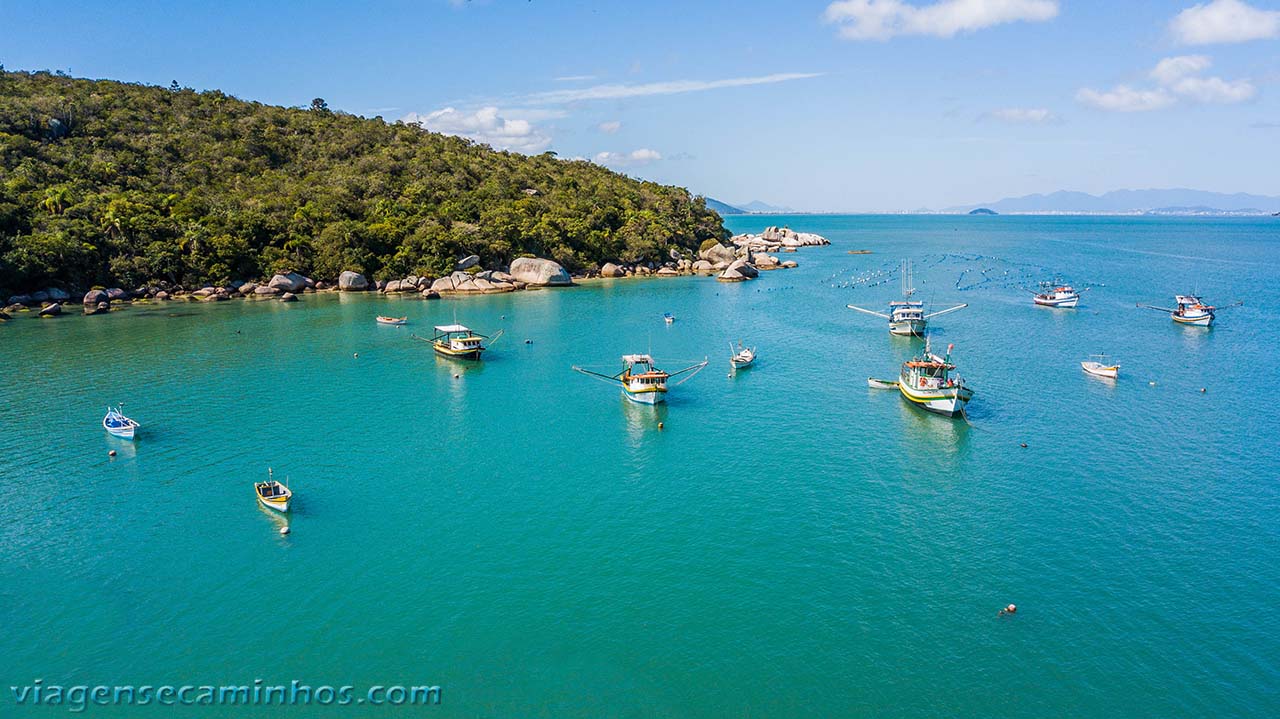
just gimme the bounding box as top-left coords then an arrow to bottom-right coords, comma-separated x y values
1081,355 -> 1119,379
664,312 -> 675,324
376,315 -> 408,326
730,342 -> 756,370
867,377 -> 898,389
415,324 -> 501,360
574,354 -> 708,405
102,405 -> 140,439
255,469 -> 291,513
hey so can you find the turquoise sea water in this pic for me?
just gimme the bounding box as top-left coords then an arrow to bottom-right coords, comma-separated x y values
2,215 -> 1278,717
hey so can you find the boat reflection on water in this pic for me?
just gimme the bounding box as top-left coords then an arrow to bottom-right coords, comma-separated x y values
620,394 -> 669,448
894,397 -> 972,458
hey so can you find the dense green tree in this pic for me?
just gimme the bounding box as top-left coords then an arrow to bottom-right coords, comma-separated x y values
0,70 -> 727,295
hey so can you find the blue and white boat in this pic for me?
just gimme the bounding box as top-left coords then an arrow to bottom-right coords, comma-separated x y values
103,405 -> 140,439
663,312 -> 675,324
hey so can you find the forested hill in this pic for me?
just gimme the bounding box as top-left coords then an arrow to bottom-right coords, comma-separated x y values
0,70 -> 727,295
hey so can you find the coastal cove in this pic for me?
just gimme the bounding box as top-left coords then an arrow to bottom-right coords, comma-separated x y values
2,214 -> 1279,717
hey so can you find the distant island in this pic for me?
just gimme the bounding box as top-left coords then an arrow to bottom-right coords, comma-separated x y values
967,208 -> 998,215
0,70 -> 726,297
946,188 -> 1280,215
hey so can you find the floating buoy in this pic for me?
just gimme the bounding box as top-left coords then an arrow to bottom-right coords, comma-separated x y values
453,373 -> 460,379
1200,387 -> 1207,393
108,450 -> 117,457
1149,381 -> 1156,386
280,526 -> 290,536
353,353 -> 359,358
525,339 -> 532,344
1020,443 -> 1027,448
1006,604 -> 1017,614
657,422 -> 664,430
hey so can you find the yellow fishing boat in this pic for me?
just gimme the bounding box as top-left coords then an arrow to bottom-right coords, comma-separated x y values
255,469 -> 291,513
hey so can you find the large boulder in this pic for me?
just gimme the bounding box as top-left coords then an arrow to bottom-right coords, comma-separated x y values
384,280 -> 403,294
600,262 -> 625,278
84,301 -> 111,315
338,271 -> 368,291
83,289 -> 109,306
44,287 -> 71,302
692,260 -> 714,273
238,282 -> 258,296
657,267 -> 679,276
154,291 -> 170,301
718,259 -> 759,283
455,255 -> 480,271
7,294 -> 33,306
509,257 -> 571,287
30,290 -> 50,304
105,288 -> 130,301
38,302 -> 63,317
254,285 -> 282,296
268,272 -> 308,293
699,242 -> 737,265
280,292 -> 298,302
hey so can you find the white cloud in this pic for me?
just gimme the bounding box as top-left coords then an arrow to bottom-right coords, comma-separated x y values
1078,54 -> 1255,112
823,0 -> 1059,41
1076,86 -> 1176,112
1150,55 -> 1212,85
1170,0 -> 1280,45
403,107 -> 551,153
523,72 -> 822,104
598,120 -> 622,134
593,148 -> 662,166
554,75 -> 597,82
985,107 -> 1058,123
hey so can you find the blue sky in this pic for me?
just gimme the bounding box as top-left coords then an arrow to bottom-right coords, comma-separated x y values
4,0 -> 1280,211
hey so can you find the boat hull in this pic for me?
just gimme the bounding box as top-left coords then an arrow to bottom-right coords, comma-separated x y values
257,496 -> 290,513
1173,313 -> 1213,326
898,382 -> 973,417
433,344 -> 484,360
104,425 -> 136,440
730,359 -> 754,369
376,319 -> 407,326
889,319 -> 926,336
622,388 -> 665,405
1035,296 -> 1079,308
1081,362 -> 1119,379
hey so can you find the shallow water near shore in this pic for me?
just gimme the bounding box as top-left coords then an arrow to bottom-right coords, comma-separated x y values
2,214 -> 1279,717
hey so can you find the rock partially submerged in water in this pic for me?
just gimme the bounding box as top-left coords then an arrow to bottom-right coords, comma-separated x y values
600,262 -> 625,278
83,289 -> 109,307
280,292 -> 298,302
254,285 -> 282,296
699,242 -> 737,265
718,258 -> 760,283
38,302 -> 63,317
84,301 -> 110,315
268,272 -> 310,293
510,257 -> 572,286
732,226 -> 830,252
338,271 -> 368,291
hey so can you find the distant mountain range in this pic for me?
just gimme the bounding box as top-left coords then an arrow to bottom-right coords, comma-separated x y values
705,198 -> 796,214
705,198 -> 746,215
946,188 -> 1280,215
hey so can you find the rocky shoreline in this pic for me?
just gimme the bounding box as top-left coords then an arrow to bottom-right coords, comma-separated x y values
1,226 -> 829,320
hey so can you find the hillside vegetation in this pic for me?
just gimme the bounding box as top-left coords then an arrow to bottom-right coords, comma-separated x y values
0,70 -> 726,295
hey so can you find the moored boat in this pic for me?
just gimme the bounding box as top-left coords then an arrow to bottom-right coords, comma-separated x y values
1081,356 -> 1120,379
574,354 -> 708,405
847,259 -> 966,337
376,315 -> 407,325
895,340 -> 973,417
730,342 -> 756,370
102,405 -> 140,439
664,312 -> 675,324
1031,282 -> 1081,308
255,469 -> 291,513
417,324 -> 498,360
1138,294 -> 1240,327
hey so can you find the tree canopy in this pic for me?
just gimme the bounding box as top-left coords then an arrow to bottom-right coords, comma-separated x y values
0,70 -> 727,294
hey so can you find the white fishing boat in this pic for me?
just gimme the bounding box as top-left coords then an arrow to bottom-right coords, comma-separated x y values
574,354 -> 708,405
894,340 -> 974,417
1031,282 -> 1081,308
376,315 -> 407,326
847,259 -> 966,336
730,342 -> 756,370
255,468 -> 291,513
866,377 -> 898,389
102,405 -> 140,439
1138,295 -> 1241,327
1080,355 -> 1120,379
